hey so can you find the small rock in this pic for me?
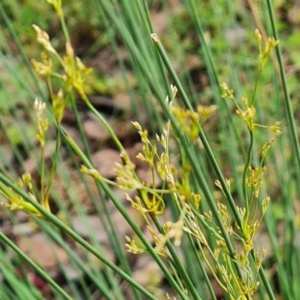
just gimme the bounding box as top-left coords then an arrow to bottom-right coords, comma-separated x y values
72,215 -> 109,244
72,206 -> 143,246
16,233 -> 69,269
136,167 -> 161,187
92,149 -> 121,179
13,222 -> 33,236
225,27 -> 246,45
24,141 -> 56,174
83,119 -> 109,141
133,255 -> 164,286
111,206 -> 144,241
62,125 -> 84,151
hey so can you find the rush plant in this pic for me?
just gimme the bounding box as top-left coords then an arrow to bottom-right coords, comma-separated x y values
0,0 -> 298,299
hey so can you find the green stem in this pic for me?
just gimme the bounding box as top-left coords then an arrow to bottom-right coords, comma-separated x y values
151,34 -> 242,224
44,127 -> 61,204
0,231 -> 73,300
84,98 -> 125,152
187,231 -> 217,300
0,3 -> 46,99
59,128 -> 189,299
251,72 -> 261,106
38,220 -> 114,300
59,15 -> 71,45
265,2 -> 298,298
152,216 -> 202,300
151,34 -> 243,266
242,131 -> 254,214
69,95 -> 128,300
265,0 -> 300,170
151,33 -> 276,300
0,172 -> 159,300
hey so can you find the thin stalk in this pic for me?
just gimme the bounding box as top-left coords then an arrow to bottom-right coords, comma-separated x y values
265,2 -> 298,298
59,128 -> 190,299
59,15 -> 71,45
55,140 -> 126,297
151,35 -> 242,229
96,0 -> 168,103
0,231 -> 73,300
151,35 -> 242,224
99,19 -> 244,282
38,221 -> 114,300
84,98 -> 124,151
68,95 -> 133,299
151,216 -> 202,300
265,0 -> 300,170
150,34 -> 276,300
186,233 -> 218,300
184,0 -> 245,156
104,0 -> 167,130
94,3 -> 141,121
43,128 -> 61,207
0,3 -> 46,99
0,172 -> 159,300
258,192 -> 292,299
242,132 -> 253,213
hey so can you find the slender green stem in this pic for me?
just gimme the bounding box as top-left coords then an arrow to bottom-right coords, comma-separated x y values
150,33 -> 276,300
59,127 -> 190,299
152,216 -> 202,300
0,3 -> 46,99
184,0 -> 246,159
151,34 -> 242,224
44,127 -> 61,202
40,146 -> 46,207
265,0 -> 300,170
0,231 -> 73,300
84,98 -> 125,152
0,172 -> 159,300
264,2 -> 298,298
38,220 -> 114,300
242,131 -> 254,213
251,72 -> 261,106
151,34 -> 242,256
59,15 -> 71,45
187,233 -> 217,300
69,95 -> 129,300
